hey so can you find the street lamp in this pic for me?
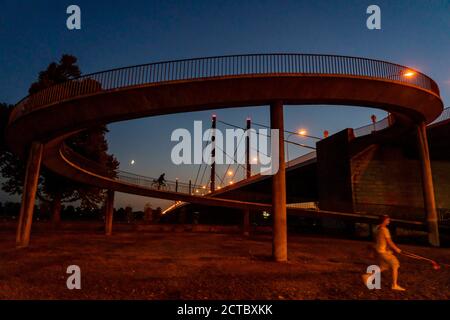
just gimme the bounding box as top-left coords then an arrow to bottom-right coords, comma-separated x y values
403,70 -> 416,77
371,114 -> 377,132
388,69 -> 417,80
286,128 -> 321,140
286,129 -> 320,163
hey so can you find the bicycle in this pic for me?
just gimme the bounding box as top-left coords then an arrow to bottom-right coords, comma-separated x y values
150,179 -> 169,191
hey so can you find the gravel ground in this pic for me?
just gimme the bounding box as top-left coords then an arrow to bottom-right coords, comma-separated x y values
0,230 -> 449,300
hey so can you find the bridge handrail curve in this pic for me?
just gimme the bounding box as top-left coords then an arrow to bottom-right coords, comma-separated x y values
10,54 -> 440,123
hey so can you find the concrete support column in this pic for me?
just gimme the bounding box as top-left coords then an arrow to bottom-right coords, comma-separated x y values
270,101 -> 287,261
16,141 -> 43,248
242,209 -> 250,236
104,190 -> 115,236
417,122 -> 440,247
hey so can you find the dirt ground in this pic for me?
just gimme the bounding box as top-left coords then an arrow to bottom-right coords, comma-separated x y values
0,229 -> 449,300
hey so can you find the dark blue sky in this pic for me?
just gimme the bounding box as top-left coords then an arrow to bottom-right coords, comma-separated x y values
1,0 -> 449,209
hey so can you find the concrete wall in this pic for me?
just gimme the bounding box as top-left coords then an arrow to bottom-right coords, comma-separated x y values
316,125 -> 450,221
351,144 -> 450,220
316,129 -> 354,212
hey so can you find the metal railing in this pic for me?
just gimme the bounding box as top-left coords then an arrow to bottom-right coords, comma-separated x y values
287,202 -> 319,210
116,170 -> 210,196
353,106 -> 449,137
11,53 -> 439,122
353,114 -> 394,137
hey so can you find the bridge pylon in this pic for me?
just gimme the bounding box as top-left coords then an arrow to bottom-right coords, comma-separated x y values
242,117 -> 252,236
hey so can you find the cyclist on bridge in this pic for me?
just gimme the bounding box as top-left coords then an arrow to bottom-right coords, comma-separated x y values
156,173 -> 166,189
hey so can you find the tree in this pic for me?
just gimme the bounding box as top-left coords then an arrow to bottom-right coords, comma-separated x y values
0,55 -> 119,225
0,103 -> 30,198
0,103 -> 12,152
28,55 -> 81,94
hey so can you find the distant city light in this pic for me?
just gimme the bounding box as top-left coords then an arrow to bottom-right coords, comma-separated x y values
227,170 -> 233,176
229,181 -> 234,185
130,160 -> 135,165
298,129 -> 307,136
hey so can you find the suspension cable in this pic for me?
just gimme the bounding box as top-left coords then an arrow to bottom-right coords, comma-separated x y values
253,121 -> 322,140
192,127 -> 212,187
217,121 -> 247,184
218,119 -> 316,150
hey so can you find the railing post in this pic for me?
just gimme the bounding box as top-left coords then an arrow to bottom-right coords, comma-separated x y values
175,178 -> 179,192
189,180 -> 192,195
210,114 -> 216,192
246,117 -> 251,179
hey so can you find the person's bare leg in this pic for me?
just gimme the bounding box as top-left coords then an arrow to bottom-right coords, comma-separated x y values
392,266 -> 398,286
391,266 -> 405,291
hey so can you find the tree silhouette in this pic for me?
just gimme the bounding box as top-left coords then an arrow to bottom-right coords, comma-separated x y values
28,55 -> 81,94
0,103 -> 12,152
0,55 -> 119,225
